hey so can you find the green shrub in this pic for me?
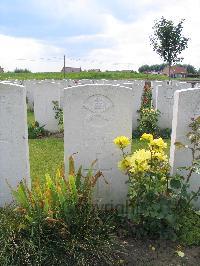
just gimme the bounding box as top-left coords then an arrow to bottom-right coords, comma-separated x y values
114,131 -> 200,240
178,210 -> 200,246
135,82 -> 160,137
28,121 -> 47,139
136,108 -> 160,137
52,100 -> 64,131
159,128 -> 172,139
0,157 -> 120,265
134,82 -> 171,138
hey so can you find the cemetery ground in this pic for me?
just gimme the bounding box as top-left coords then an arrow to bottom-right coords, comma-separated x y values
25,111 -> 200,265
1,80 -> 200,265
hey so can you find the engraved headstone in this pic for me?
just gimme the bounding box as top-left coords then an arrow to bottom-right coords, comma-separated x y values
0,82 -> 30,206
64,84 -> 134,206
170,88 -> 200,207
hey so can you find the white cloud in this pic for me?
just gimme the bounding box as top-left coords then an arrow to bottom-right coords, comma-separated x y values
81,0 -> 200,71
0,0 -> 200,72
0,34 -> 63,72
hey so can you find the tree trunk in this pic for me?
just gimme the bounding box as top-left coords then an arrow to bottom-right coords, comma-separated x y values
168,64 -> 171,84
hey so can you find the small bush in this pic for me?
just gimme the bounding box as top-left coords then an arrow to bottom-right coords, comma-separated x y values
52,100 -> 63,131
136,108 -> 160,136
135,82 -> 161,137
0,157 -> 120,265
159,128 -> 172,139
114,132 -> 200,240
178,210 -> 200,246
28,121 -> 47,139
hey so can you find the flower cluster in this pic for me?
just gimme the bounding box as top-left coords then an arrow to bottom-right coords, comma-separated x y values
141,108 -> 157,114
113,136 -> 130,149
115,133 -> 169,176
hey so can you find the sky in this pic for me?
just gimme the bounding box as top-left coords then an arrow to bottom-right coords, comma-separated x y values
0,0 -> 199,72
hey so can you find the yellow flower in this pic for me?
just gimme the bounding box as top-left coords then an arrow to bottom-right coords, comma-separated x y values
113,136 -> 130,149
150,138 -> 167,149
140,133 -> 153,142
176,250 -> 185,258
118,157 -> 131,171
128,149 -> 151,173
152,151 -> 168,161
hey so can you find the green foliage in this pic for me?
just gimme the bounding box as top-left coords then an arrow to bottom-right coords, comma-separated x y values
138,63 -> 167,73
0,71 -> 168,81
116,130 -> 200,240
52,100 -> 63,131
14,68 -> 31,73
175,116 -> 200,185
178,210 -> 200,246
138,63 -> 197,75
27,110 -> 35,125
135,83 -> 160,137
28,121 -> 47,139
136,108 -> 160,137
0,157 -> 120,265
150,17 -> 189,72
159,128 -> 172,139
134,83 -> 171,138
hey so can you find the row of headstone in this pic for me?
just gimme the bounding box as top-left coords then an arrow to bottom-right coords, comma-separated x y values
24,79 -> 146,132
23,79 -> 195,132
1,81 -> 200,208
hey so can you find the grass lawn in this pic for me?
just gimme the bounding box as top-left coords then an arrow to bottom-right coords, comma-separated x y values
29,136 -> 170,180
0,71 -> 168,81
27,110 -> 35,125
29,138 -> 64,180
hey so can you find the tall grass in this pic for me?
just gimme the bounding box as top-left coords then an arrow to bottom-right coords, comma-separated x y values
0,157 -> 121,265
0,71 -> 168,80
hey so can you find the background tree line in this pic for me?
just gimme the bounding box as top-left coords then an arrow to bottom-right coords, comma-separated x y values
138,63 -> 199,74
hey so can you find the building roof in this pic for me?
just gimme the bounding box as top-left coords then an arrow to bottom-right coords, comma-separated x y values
61,66 -> 81,72
162,65 -> 187,75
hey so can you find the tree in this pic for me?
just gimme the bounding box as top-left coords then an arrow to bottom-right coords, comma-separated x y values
14,68 -> 31,73
150,17 -> 189,79
185,64 -> 197,74
138,63 -> 167,73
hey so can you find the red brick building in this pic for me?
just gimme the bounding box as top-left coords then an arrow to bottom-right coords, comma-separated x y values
162,65 -> 187,78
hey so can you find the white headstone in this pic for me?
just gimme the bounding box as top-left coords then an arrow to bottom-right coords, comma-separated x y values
0,82 -> 30,206
155,82 -> 192,129
33,80 -> 61,132
123,81 -> 144,130
24,80 -> 36,111
64,84 -> 134,207
170,88 -> 200,207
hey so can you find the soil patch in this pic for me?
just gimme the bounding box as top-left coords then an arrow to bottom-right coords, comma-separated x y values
120,238 -> 200,265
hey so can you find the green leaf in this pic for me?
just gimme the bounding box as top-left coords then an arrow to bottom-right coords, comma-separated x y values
170,178 -> 182,189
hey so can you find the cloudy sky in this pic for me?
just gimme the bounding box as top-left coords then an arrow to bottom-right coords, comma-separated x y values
0,0 -> 199,72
